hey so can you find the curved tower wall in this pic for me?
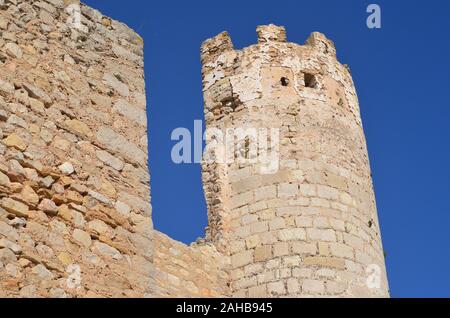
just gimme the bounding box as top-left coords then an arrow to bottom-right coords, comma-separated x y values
201,25 -> 389,297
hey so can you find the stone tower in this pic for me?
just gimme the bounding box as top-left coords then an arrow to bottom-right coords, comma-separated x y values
201,25 -> 389,297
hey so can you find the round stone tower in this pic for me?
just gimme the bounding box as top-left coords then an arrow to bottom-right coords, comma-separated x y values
200,25 -> 389,297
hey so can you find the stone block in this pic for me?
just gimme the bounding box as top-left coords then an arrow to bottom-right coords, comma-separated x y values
303,257 -> 345,270
273,242 -> 289,257
96,150 -> 124,171
287,278 -> 300,294
291,242 -> 317,255
278,183 -> 298,198
307,228 -> 336,242
329,243 -> 354,259
255,185 -> 277,201
267,281 -> 285,296
97,127 -> 146,165
3,133 -> 27,151
73,229 -> 92,248
230,191 -> 253,209
279,228 -> 306,241
1,198 -> 29,218
302,279 -> 324,294
231,250 -> 253,268
299,184 -> 316,197
254,245 -> 272,262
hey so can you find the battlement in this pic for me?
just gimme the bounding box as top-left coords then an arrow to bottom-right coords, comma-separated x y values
306,31 -> 336,56
201,25 -> 336,66
256,24 -> 287,43
201,31 -> 234,65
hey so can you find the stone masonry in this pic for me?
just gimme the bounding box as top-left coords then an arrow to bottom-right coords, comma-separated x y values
0,0 -> 153,297
0,1 -> 388,298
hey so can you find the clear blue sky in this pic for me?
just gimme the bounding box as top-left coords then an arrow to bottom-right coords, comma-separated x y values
84,0 -> 450,298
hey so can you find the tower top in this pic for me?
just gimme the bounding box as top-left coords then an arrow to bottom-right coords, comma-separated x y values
201,24 -> 337,65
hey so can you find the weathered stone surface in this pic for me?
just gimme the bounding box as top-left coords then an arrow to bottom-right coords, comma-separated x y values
23,83 -> 52,106
57,252 -> 72,266
0,238 -> 21,253
0,248 -> 17,264
1,198 -> 29,218
87,220 -> 109,235
0,221 -> 19,241
32,264 -> 54,280
0,15 -> 8,29
113,99 -> 147,126
3,133 -> 28,151
40,176 -> 54,188
96,150 -> 124,171
5,42 -> 22,58
58,162 -> 74,175
0,79 -> 14,97
19,285 -> 38,298
0,1 -> 152,299
64,119 -> 93,138
103,73 -> 129,97
57,204 -> 73,222
0,109 -> 8,121
115,201 -> 131,217
66,190 -> 83,205
118,192 -> 150,215
38,199 -> 58,215
112,45 -> 140,63
7,114 -> 28,129
73,229 -> 92,248
302,279 -> 325,294
92,241 -> 122,260
88,190 -> 111,205
97,127 -> 146,165
21,185 -> 39,206
0,171 -> 11,187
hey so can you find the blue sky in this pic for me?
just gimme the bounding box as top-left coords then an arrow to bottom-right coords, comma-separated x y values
84,0 -> 450,298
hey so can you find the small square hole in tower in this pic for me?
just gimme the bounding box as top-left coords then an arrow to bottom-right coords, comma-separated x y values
304,73 -> 318,88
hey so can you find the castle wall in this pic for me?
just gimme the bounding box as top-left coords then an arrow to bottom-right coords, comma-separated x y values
201,25 -> 389,297
151,231 -> 230,297
0,0 -> 153,297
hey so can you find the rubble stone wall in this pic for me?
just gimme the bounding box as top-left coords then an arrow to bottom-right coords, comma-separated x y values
0,0 -> 153,298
